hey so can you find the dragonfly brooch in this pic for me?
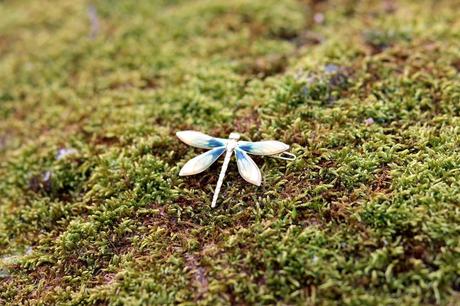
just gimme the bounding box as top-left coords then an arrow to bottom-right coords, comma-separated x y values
176,130 -> 295,207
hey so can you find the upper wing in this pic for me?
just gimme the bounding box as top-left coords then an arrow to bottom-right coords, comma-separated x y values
238,140 -> 289,156
176,130 -> 227,149
179,147 -> 225,176
235,148 -> 261,186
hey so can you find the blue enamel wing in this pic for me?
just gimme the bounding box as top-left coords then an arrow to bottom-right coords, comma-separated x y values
176,130 -> 295,207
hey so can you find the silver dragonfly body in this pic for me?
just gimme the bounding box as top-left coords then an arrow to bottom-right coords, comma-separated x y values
176,130 -> 294,207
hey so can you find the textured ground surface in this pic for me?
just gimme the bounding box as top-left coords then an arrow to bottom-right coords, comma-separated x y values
0,0 -> 459,305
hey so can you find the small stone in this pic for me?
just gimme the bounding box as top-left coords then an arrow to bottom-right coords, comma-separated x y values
364,118 -> 375,125
314,13 -> 325,24
324,64 -> 340,74
25,246 -> 33,255
0,268 -> 9,278
88,4 -> 100,39
56,148 -> 78,160
43,171 -> 51,182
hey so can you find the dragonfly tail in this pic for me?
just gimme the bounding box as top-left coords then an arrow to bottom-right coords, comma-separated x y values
211,148 -> 233,208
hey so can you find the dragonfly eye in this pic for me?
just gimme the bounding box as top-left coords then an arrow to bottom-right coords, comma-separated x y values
229,132 -> 240,140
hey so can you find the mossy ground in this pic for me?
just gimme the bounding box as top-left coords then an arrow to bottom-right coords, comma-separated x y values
0,0 -> 459,305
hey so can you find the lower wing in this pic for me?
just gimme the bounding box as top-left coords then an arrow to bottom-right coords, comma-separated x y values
235,148 -> 261,186
237,140 -> 289,156
179,147 -> 225,176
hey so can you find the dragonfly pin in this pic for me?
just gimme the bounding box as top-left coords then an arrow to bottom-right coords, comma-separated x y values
176,131 -> 295,207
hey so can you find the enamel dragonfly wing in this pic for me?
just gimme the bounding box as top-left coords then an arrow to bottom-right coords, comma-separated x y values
176,130 -> 294,207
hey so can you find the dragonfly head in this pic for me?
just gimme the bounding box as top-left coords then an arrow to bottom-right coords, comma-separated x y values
229,132 -> 240,140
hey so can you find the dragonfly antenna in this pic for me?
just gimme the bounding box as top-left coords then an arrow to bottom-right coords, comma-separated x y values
272,152 -> 296,161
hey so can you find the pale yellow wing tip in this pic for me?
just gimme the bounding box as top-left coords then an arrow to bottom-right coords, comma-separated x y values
176,131 -> 187,142
245,177 -> 261,186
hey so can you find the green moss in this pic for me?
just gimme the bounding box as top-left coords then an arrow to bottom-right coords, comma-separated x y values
1,0 -> 459,305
